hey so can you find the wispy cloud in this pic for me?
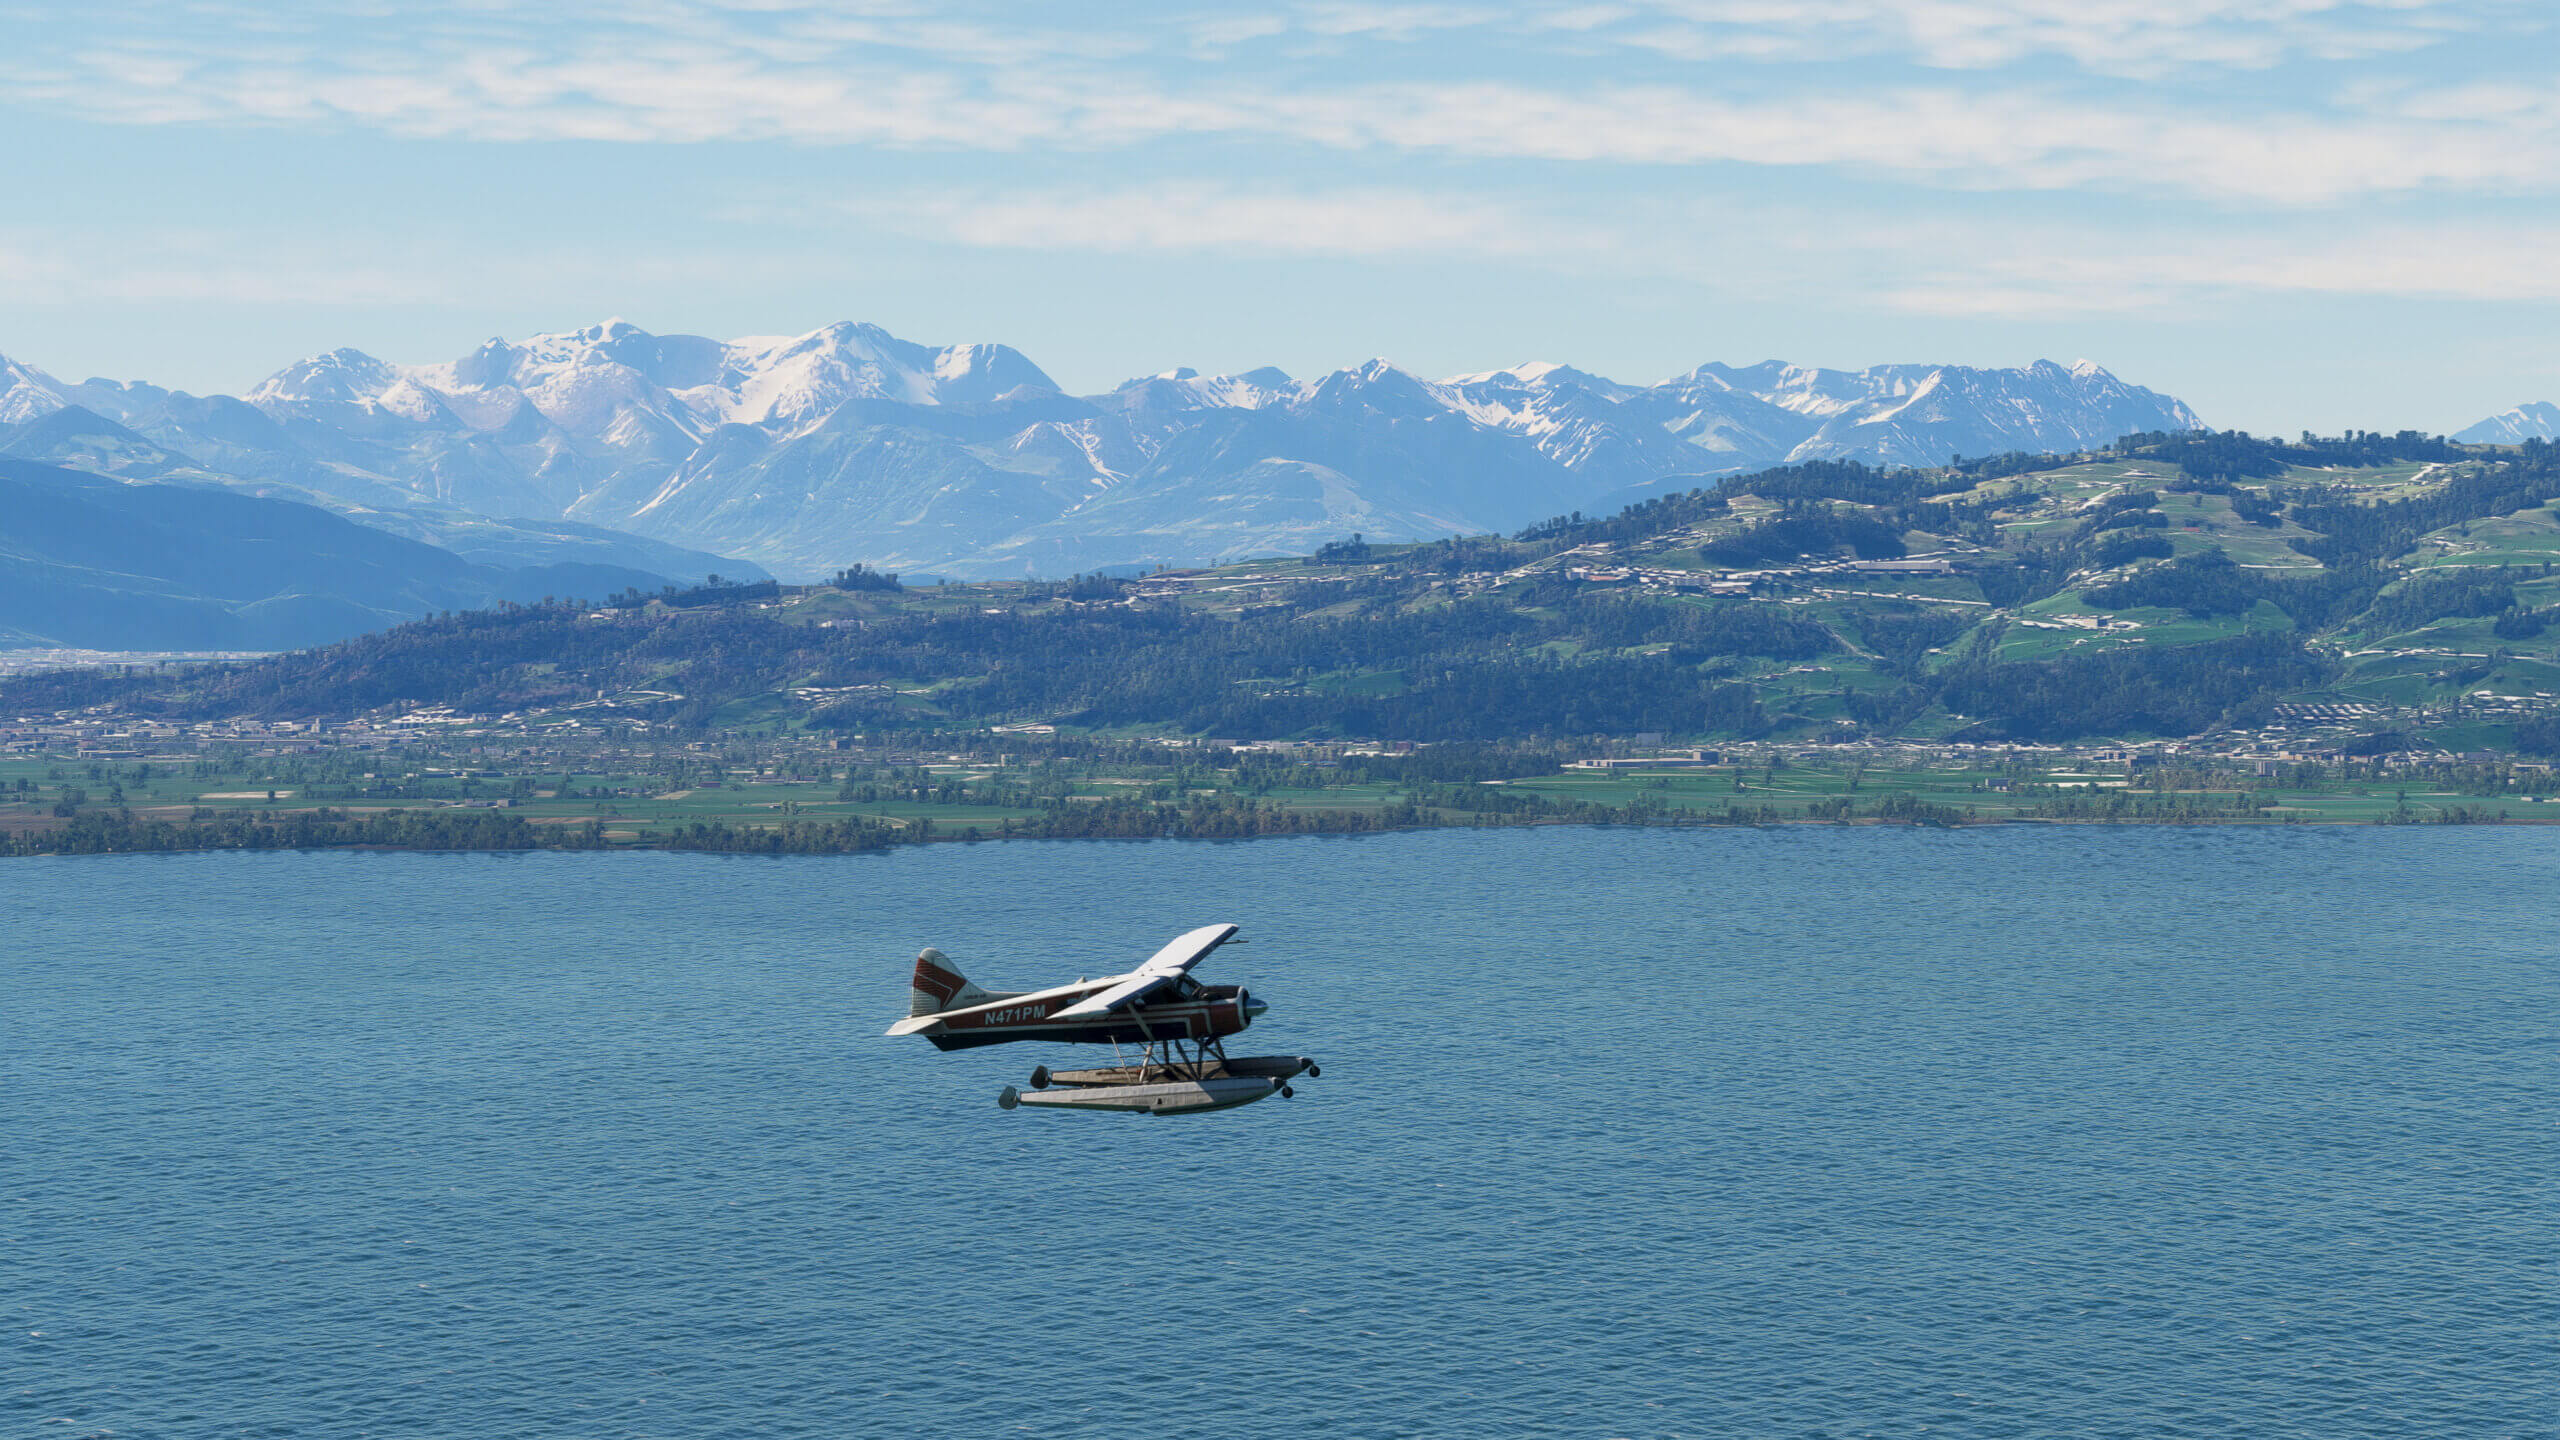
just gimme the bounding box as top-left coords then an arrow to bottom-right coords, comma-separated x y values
0,226 -> 723,310
753,183 -> 1616,260
758,181 -> 2560,317
1261,84 -> 2560,203
1608,0 -> 2492,75
3,1 -> 2552,208
9,55 -> 2553,206
0,231 -> 440,306
1180,0 -> 2507,75
1883,222 -> 2560,315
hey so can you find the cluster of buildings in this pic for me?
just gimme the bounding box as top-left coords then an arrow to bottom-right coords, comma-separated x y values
1,714 -> 325,760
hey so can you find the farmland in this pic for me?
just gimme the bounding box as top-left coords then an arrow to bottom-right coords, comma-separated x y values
4,731 -> 2550,858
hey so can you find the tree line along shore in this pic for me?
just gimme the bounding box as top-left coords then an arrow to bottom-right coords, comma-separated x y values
2,737 -> 2546,857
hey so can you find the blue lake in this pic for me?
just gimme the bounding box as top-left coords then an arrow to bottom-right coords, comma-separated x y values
5,826 -> 2554,1438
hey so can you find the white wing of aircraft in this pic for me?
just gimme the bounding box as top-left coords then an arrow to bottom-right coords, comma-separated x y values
1052,923 -> 1241,1017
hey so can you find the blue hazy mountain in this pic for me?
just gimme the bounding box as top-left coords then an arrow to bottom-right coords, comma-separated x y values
0,404 -> 763,591
2455,401 -> 2560,444
0,457 -> 684,650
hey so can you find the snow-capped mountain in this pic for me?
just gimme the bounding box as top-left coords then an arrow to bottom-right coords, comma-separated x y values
1436,363 -> 1701,481
0,353 -> 70,425
245,319 -> 1058,451
2455,402 -> 2560,444
1767,359 -> 2200,466
3,322 -> 2210,579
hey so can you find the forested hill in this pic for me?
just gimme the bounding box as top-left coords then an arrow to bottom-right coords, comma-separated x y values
9,430 -> 2559,754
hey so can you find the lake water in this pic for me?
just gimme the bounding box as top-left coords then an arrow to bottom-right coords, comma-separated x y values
5,827 -> 2553,1438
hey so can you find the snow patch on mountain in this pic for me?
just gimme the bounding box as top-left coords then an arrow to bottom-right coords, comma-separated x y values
244,348 -> 404,413
1111,367 -> 1303,415
0,353 -> 69,424
247,320 -> 1064,450
2454,401 -> 2560,444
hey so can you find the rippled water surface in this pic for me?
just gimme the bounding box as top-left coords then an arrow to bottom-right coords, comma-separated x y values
6,827 -> 2554,1438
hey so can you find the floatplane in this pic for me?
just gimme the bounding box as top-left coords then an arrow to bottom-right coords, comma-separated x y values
885,923 -> 1319,1115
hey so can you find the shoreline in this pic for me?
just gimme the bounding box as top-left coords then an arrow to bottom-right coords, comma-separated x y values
7,801 -> 2549,858
10,740 -> 2553,857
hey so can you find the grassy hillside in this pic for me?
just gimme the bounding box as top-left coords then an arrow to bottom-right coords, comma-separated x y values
9,430 -> 2558,753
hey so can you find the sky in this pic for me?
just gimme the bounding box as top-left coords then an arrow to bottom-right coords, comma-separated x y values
2,0 -> 2557,433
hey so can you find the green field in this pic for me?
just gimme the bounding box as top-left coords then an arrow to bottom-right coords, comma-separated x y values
8,743 -> 2551,857
2401,504 -> 2560,569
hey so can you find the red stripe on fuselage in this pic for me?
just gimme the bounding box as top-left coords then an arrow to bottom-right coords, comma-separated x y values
927,993 -> 1250,1048
944,1000 -> 1210,1030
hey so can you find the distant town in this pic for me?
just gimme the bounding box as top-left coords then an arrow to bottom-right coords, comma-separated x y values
4,680 -> 2548,858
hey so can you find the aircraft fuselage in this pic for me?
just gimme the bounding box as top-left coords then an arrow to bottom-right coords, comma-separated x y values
919,983 -> 1259,1051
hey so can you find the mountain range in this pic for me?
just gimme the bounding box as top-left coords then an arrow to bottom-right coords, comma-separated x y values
0,320 -> 2225,581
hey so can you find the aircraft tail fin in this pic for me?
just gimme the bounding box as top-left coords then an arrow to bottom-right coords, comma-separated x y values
910,947 -> 990,1017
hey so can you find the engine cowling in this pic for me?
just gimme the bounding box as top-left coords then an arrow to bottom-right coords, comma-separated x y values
1208,986 -> 1254,1037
